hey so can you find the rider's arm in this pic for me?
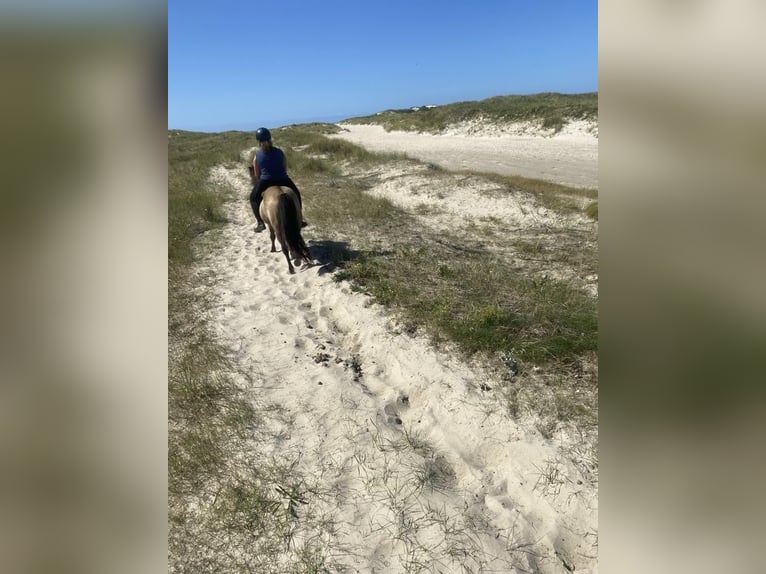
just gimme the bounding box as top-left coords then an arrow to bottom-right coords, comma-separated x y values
253,156 -> 261,180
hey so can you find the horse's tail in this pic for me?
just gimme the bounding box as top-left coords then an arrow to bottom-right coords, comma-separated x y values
278,194 -> 312,262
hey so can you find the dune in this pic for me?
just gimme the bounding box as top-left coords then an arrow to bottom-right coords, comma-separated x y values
329,122 -> 598,189
194,157 -> 598,572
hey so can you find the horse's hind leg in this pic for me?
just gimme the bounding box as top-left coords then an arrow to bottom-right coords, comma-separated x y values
269,229 -> 277,252
282,245 -> 295,274
290,248 -> 302,267
299,242 -> 313,267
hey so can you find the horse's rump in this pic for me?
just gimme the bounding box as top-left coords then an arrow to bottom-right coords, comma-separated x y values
259,185 -> 312,273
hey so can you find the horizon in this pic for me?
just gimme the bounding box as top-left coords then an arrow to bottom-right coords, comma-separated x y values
168,90 -> 599,134
169,1 -> 598,132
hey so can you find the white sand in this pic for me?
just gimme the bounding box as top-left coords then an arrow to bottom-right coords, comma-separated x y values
193,161 -> 598,572
330,122 -> 599,189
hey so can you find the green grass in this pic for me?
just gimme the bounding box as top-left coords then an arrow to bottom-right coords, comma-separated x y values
541,114 -> 565,133
335,245 -> 597,365
342,92 -> 598,133
585,201 -> 599,220
168,130 -> 253,265
272,124 -> 408,175
476,171 -> 598,213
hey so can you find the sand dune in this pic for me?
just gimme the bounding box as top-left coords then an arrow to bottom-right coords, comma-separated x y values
329,123 -> 598,189
196,163 -> 598,572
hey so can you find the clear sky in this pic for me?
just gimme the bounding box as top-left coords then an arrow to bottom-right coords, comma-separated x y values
169,0 -> 598,132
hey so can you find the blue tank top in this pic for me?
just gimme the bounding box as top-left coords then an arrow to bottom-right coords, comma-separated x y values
256,147 -> 287,180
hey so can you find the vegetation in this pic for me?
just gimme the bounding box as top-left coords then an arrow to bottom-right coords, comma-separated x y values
273,123 -> 598,429
169,129 -> 313,571
342,92 -> 598,134
168,110 -> 598,569
585,200 -> 599,220
168,130 -> 252,264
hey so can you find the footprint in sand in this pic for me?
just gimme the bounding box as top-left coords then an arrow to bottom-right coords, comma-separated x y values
293,336 -> 317,351
294,287 -> 308,300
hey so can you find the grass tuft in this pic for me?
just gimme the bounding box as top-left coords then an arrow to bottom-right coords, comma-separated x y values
585,201 -> 598,220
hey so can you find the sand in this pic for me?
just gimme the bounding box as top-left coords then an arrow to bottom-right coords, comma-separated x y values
193,143 -> 598,572
329,122 -> 599,189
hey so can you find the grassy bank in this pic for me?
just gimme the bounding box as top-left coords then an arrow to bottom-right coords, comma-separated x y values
168,130 -> 253,264
342,92 -> 598,134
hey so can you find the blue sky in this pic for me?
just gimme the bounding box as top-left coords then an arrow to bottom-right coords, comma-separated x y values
169,0 -> 598,132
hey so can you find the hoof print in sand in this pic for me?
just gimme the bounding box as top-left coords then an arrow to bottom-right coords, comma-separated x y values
383,402 -> 403,426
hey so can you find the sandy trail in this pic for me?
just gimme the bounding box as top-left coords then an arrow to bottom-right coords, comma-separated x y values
329,123 -> 599,189
195,165 -> 598,572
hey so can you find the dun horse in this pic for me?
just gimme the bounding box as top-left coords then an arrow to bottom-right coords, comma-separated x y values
259,185 -> 313,274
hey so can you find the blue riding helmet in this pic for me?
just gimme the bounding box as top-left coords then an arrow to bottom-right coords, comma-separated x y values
255,127 -> 272,142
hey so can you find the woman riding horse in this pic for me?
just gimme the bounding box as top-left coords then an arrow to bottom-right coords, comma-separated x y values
249,127 -> 307,232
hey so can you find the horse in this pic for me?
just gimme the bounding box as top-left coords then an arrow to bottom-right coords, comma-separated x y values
259,185 -> 313,274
